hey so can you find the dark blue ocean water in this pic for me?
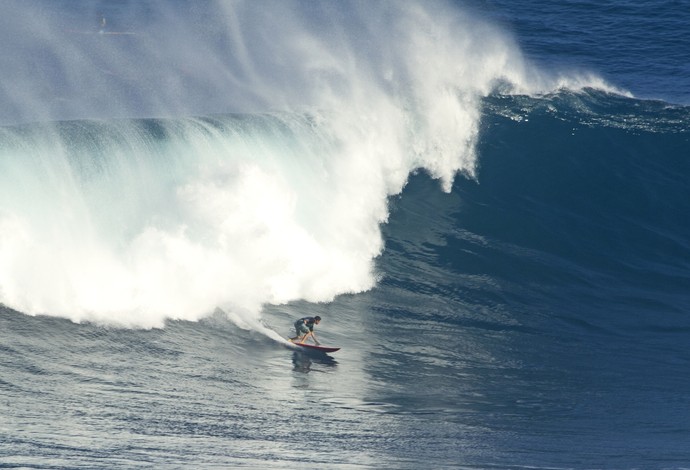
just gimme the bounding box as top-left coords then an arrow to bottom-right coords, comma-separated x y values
1,1 -> 690,469
477,0 -> 690,105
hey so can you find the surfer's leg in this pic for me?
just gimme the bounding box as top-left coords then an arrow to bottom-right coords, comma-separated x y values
295,323 -> 310,342
299,332 -> 311,343
290,322 -> 304,341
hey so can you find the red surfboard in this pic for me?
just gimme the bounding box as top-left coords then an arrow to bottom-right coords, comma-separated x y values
291,342 -> 340,353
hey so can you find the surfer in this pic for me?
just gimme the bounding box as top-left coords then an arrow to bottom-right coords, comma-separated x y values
290,316 -> 321,344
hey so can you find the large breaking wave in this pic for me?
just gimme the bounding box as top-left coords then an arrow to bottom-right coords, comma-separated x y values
0,0 -> 624,329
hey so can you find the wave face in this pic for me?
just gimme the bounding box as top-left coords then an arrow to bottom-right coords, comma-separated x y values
454,91 -> 690,320
2,1 -> 690,468
383,89 -> 690,341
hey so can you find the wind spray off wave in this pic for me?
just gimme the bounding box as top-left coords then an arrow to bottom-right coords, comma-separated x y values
0,0 -> 620,328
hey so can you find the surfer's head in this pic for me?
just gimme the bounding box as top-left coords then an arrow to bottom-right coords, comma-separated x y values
314,316 -> 321,323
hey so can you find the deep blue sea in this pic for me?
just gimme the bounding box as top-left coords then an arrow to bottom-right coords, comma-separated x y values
1,1 -> 689,468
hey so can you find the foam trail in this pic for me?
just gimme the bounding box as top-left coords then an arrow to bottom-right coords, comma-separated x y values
0,1 -> 622,329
